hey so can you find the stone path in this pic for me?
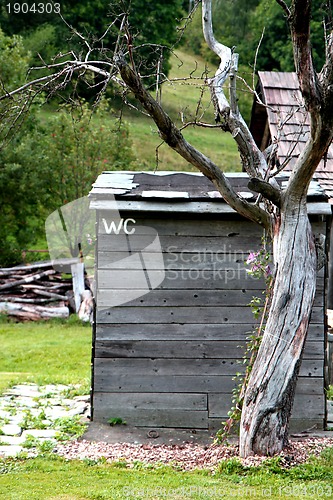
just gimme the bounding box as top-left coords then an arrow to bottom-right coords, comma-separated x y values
0,383 -> 332,458
0,383 -> 90,457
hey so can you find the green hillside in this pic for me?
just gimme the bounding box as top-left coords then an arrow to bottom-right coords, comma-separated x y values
123,49 -> 242,172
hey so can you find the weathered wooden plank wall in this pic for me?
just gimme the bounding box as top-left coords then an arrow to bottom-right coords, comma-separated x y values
92,212 -> 327,431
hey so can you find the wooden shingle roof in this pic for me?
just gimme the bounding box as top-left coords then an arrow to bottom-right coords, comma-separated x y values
250,71 -> 333,200
90,171 -> 330,215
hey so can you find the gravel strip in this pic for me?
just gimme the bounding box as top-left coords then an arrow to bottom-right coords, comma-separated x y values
55,437 -> 333,470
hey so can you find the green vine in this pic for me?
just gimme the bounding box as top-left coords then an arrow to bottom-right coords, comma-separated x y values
216,236 -> 274,443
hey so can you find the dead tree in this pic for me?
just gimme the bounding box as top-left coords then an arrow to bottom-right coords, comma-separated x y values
1,0 -> 333,456
116,0 -> 333,456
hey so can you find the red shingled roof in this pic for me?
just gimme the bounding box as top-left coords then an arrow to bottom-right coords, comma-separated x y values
250,71 -> 333,200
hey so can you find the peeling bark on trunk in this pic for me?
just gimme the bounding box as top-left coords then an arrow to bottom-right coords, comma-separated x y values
240,198 -> 317,457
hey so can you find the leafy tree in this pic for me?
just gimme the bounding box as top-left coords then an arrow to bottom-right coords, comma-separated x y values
0,101 -> 135,265
185,0 -> 329,72
0,26 -> 135,266
0,27 -> 30,89
23,24 -> 59,68
185,0 -> 260,63
183,6 -> 204,56
0,0 -> 185,82
0,112 -> 49,265
0,94 -> 135,265
183,0 -> 260,123
247,0 -> 328,71
0,29 -> 54,265
210,0 -> 261,63
119,0 -> 185,79
40,100 -> 135,208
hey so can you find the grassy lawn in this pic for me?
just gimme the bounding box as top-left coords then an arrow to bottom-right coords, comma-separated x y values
39,48 -> 241,174
1,452 -> 333,499
0,317 -> 91,393
125,112 -> 240,172
0,318 -> 333,498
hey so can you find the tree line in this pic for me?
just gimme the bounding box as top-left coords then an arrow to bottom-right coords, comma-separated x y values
2,0 -> 328,77
185,0 -> 329,71
0,1 -> 185,265
0,0 -> 330,265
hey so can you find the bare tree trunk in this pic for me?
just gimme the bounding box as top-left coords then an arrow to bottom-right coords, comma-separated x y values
240,197 -> 317,456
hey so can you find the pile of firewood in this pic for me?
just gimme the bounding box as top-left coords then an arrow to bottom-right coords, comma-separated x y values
0,261 -> 76,321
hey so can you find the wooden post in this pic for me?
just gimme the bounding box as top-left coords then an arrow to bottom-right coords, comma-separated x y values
71,262 -> 85,313
71,243 -> 86,313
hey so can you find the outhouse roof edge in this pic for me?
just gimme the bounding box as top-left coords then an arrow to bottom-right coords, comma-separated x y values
89,171 -> 328,208
89,198 -> 332,215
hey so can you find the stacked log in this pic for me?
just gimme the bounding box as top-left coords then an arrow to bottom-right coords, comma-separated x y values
0,262 -> 73,320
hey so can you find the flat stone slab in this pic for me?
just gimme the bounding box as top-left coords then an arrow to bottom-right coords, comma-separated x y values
74,395 -> 90,403
39,384 -> 69,395
21,429 -> 57,439
0,424 -> 22,436
0,435 -> 25,446
8,416 -> 27,426
14,397 -> 39,408
4,384 -> 41,398
0,445 -> 23,457
40,398 -> 63,407
0,410 -> 11,419
68,403 -> 88,417
44,407 -> 70,419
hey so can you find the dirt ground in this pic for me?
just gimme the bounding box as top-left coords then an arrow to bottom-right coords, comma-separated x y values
56,421 -> 333,469
82,421 -> 222,446
82,420 -> 333,447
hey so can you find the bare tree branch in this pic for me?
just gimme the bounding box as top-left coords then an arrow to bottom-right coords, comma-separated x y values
117,58 -> 270,228
284,0 -> 333,199
320,31 -> 333,90
289,0 -> 321,114
253,28 -> 265,91
202,0 -> 231,116
201,0 -> 281,197
248,178 -> 282,208
0,73 -> 61,101
275,0 -> 291,17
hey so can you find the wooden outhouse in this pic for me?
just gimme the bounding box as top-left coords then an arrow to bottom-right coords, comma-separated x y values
89,171 -> 330,432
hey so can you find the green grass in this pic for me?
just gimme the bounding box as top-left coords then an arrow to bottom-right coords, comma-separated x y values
327,385 -> 333,400
0,317 -> 91,393
125,112 -> 240,171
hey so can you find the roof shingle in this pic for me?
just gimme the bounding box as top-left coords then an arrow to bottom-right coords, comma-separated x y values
251,71 -> 333,200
